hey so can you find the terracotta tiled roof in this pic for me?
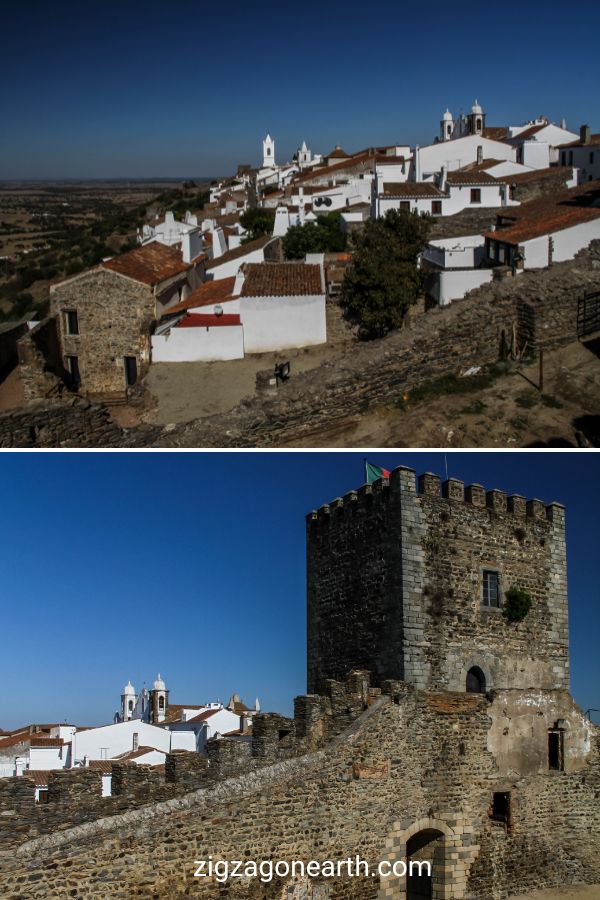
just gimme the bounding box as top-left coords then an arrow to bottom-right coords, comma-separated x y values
113,746 -> 163,762
381,182 -> 443,198
513,124 -> 547,141
483,126 -> 509,141
241,262 -> 323,297
293,153 -> 373,185
162,277 -> 237,317
22,770 -> 50,786
484,180 -> 600,245
88,760 -> 113,773
176,313 -> 241,328
185,709 -> 221,724
500,166 -> 573,185
29,737 -> 64,748
446,170 -> 499,186
101,243 -> 199,287
160,704 -> 205,725
327,146 -> 350,159
205,235 -> 274,270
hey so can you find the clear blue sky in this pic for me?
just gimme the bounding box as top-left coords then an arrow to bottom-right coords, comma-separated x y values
0,451 -> 598,730
1,0 -> 599,179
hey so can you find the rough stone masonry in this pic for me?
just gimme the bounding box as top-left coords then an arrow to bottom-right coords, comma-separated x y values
0,467 -> 598,899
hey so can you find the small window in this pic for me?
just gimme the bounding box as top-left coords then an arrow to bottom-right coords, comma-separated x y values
158,696 -> 165,710
470,188 -> 481,204
569,151 -> 573,165
65,310 -> 79,335
482,569 -> 501,607
400,201 -> 410,211
128,700 -> 133,712
498,245 -> 506,264
37,789 -> 49,804
466,666 -> 486,694
548,728 -> 564,771
432,200 -> 442,215
561,151 -> 566,165
590,152 -> 594,164
132,733 -> 139,751
490,791 -> 511,827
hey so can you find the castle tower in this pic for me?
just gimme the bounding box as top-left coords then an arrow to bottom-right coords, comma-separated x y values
306,466 -> 569,696
262,133 -> 276,169
149,673 -> 169,724
440,108 -> 454,142
120,681 -> 136,721
468,100 -> 486,136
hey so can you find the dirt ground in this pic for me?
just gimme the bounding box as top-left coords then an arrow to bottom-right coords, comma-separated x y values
512,888 -> 600,900
279,338 -> 600,448
143,305 -> 355,425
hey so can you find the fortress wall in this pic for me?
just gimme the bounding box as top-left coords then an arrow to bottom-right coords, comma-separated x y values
0,690 -> 598,900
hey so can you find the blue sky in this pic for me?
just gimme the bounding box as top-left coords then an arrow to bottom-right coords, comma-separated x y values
1,0 -> 599,179
0,451 -> 598,730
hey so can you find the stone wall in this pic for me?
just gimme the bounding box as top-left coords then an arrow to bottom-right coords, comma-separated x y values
50,267 -> 156,400
0,321 -> 28,378
17,317 -> 68,402
0,685 -> 597,899
307,467 -> 568,695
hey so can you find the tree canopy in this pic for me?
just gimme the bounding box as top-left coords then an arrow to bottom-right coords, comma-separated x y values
240,207 -> 276,242
340,209 -> 431,340
282,212 -> 347,259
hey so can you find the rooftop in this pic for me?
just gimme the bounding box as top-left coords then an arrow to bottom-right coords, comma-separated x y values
162,277 -> 237,316
240,262 -> 323,297
101,242 -> 200,287
176,313 -> 241,328
485,180 -> 600,245
205,235 -> 274,270
381,182 -> 443,198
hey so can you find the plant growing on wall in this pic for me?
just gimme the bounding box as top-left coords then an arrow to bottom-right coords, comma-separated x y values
503,587 -> 532,623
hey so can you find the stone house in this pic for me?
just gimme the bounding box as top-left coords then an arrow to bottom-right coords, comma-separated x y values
49,242 -> 204,400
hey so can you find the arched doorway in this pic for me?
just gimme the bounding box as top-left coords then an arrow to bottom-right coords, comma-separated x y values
406,829 -> 444,898
466,666 -> 486,694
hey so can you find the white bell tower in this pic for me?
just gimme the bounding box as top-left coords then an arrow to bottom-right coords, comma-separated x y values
121,680 -> 136,721
150,673 -> 169,724
262,133 -> 276,169
440,109 -> 454,142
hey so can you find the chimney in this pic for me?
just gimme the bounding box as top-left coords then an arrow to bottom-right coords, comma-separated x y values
477,145 -> 483,165
580,124 -> 591,145
439,165 -> 447,191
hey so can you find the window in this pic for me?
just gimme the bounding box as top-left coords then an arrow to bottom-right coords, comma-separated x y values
482,569 -> 501,607
470,188 -> 481,204
124,356 -> 137,387
569,151 -> 573,165
561,151 -> 566,165
400,201 -> 410,211
132,733 -> 139,752
37,789 -> 49,804
66,355 -> 80,388
466,666 -> 486,694
128,700 -> 133,712
590,152 -> 595,165
548,727 -> 565,771
158,696 -> 165,710
65,310 -> 79,335
498,245 -> 505,264
432,201 -> 442,215
490,791 -> 511,828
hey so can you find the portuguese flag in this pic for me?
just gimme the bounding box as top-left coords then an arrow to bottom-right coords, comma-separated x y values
365,460 -> 390,484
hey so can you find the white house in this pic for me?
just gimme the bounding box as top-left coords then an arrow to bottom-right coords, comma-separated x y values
413,134 -> 516,181
152,261 -> 327,361
72,718 -> 193,766
505,120 -> 579,165
559,126 -> 600,184
168,706 -> 243,752
484,181 -> 600,270
140,211 -> 205,264
422,235 -> 493,306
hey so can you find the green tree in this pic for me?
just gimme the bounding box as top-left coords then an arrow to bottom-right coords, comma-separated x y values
240,208 -> 276,242
340,209 -> 430,340
282,212 -> 347,259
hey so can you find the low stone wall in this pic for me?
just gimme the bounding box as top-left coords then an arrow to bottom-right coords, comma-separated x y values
17,317 -> 68,402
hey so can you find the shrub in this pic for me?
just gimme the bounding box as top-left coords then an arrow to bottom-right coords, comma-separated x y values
503,587 -> 532,623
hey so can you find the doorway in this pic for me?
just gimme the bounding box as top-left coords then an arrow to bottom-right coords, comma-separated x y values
124,356 -> 137,387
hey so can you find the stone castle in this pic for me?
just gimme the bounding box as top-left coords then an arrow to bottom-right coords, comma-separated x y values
0,466 -> 598,899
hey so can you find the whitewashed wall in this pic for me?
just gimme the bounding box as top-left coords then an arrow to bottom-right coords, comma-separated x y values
152,323 -> 244,362
207,246 -> 267,280
72,720 -> 172,764
428,269 -> 493,306
241,293 -> 326,353
416,135 -> 515,178
551,218 -> 600,262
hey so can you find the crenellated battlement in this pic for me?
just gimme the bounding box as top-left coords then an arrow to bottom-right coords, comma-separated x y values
307,466 -> 565,528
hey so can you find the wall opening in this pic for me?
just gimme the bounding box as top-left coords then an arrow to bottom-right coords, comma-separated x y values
548,727 -> 565,771
406,829 -> 443,899
466,666 -> 486,694
490,791 -> 512,831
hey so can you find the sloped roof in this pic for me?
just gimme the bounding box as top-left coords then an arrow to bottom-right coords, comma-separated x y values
176,313 -> 241,328
101,243 -> 199,287
185,709 -> 221,724
240,263 -> 323,297
485,180 -> 600,245
381,183 -> 443,198
162,277 -> 237,316
205,235 -> 274,270
446,170 -> 499,186
483,126 -> 509,141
